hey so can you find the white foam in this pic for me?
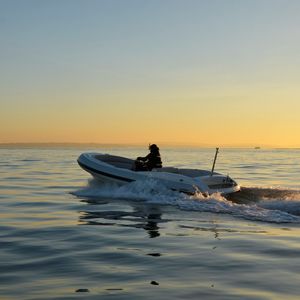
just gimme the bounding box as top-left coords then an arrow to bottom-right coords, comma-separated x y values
72,180 -> 300,223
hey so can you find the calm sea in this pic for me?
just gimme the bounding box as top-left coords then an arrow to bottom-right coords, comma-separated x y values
1,146 -> 300,299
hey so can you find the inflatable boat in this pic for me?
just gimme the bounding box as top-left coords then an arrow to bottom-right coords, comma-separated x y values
77,152 -> 240,196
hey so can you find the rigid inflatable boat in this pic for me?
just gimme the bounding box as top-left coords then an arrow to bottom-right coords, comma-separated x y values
77,152 -> 240,195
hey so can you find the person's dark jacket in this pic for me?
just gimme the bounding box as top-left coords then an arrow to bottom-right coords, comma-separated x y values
139,151 -> 162,170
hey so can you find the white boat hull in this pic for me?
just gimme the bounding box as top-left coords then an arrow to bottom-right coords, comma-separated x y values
77,153 -> 240,195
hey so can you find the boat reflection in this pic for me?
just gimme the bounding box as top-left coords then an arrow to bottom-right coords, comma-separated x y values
78,199 -> 163,238
77,197 -> 267,240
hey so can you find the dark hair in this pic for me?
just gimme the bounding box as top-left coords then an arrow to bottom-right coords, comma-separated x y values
149,144 -> 159,151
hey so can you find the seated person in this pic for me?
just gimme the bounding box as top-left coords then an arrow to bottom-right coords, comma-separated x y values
135,144 -> 162,171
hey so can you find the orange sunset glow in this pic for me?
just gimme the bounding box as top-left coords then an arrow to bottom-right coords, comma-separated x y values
1,1 -> 300,147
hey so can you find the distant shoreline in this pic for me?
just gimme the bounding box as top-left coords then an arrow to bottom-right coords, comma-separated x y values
0,142 -> 299,149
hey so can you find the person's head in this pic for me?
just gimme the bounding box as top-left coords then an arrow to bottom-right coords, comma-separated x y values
149,144 -> 159,153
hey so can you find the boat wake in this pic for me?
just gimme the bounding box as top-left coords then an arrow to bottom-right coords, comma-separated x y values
230,186 -> 300,216
73,179 -> 300,223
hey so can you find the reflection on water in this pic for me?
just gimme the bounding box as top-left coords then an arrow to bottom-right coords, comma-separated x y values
143,213 -> 161,238
79,200 -> 163,238
78,197 -> 270,241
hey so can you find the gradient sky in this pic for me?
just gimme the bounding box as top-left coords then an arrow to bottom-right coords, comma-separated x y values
1,0 -> 300,147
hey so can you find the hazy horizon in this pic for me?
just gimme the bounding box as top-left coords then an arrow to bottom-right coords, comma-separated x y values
1,141 -> 299,149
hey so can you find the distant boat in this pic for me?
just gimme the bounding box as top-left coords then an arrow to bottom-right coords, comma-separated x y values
254,147 -> 261,149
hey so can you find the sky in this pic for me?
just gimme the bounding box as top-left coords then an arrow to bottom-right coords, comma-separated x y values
1,0 -> 300,147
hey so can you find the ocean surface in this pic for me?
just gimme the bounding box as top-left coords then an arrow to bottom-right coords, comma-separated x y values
1,146 -> 300,300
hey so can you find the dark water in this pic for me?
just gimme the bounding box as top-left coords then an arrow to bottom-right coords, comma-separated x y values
1,147 -> 300,299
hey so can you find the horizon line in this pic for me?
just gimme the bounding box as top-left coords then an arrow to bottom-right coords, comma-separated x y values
0,142 -> 299,149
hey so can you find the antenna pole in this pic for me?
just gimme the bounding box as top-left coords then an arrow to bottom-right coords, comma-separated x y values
211,148 -> 219,176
